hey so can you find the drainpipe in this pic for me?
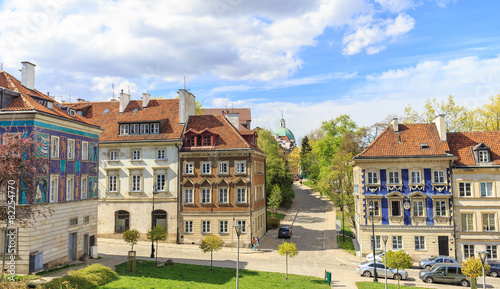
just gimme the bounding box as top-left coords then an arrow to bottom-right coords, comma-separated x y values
249,152 -> 253,245
176,143 -> 181,244
449,159 -> 457,260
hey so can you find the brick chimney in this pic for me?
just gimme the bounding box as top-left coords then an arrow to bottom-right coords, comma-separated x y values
178,89 -> 195,124
21,61 -> 36,90
432,114 -> 446,142
142,93 -> 151,108
119,89 -> 130,113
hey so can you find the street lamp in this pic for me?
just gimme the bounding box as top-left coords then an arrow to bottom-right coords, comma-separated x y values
478,250 -> 487,289
369,199 -> 378,282
234,224 -> 242,289
336,189 -> 345,243
150,186 -> 158,259
382,235 -> 388,289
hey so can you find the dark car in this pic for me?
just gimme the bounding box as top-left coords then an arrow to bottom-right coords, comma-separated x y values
419,263 -> 469,287
278,225 -> 292,238
488,261 -> 500,277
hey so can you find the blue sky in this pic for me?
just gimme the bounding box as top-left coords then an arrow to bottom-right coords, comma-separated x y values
1,0 -> 499,141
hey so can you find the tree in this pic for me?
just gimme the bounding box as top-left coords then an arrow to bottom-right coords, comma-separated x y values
146,225 -> 168,263
288,147 -> 300,173
199,234 -> 224,271
278,241 -> 298,280
123,229 -> 140,251
267,185 -> 282,218
299,136 -> 312,176
461,257 -> 490,289
384,250 -> 412,289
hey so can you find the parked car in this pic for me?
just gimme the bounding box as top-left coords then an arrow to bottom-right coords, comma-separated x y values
488,261 -> 500,277
278,225 -> 292,238
366,250 -> 385,263
419,263 -> 469,287
293,175 -> 299,181
356,261 -> 408,280
419,256 -> 457,269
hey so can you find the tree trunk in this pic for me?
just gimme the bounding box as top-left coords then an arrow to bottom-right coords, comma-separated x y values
210,250 -> 213,271
285,255 -> 288,280
155,240 -> 159,263
471,277 -> 477,289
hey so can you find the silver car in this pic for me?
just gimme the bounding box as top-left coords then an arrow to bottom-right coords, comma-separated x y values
356,261 -> 408,280
419,256 -> 457,269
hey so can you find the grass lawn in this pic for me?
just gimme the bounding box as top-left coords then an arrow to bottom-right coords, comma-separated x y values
356,282 -> 432,289
336,210 -> 354,238
99,261 -> 329,289
337,235 -> 356,255
302,180 -> 311,187
267,210 -> 286,220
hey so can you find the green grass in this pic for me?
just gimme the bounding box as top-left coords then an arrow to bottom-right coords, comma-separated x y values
267,210 -> 286,220
302,180 -> 311,187
35,263 -> 80,276
337,235 -> 356,255
43,264 -> 117,289
336,210 -> 354,238
356,282 -> 432,289
99,261 -> 329,289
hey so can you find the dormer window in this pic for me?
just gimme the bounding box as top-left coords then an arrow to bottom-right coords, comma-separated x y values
120,124 -> 129,135
420,143 -> 429,150
187,136 -> 195,147
202,135 -> 211,146
472,143 -> 491,165
479,150 -> 489,163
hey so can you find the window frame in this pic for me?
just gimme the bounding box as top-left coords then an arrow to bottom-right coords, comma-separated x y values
218,161 -> 229,175
67,139 -> 75,160
219,220 -> 228,234
480,181 -> 494,197
412,200 -> 424,217
81,175 -> 88,200
50,136 -> 60,158
479,150 -> 489,163
115,210 -> 130,233
82,141 -> 89,161
49,175 -> 58,203
388,171 -> 400,185
414,236 -> 426,250
435,200 -> 447,217
482,213 -> 496,232
410,171 -> 422,184
184,220 -> 193,233
132,150 -> 141,161
184,162 -> 194,175
236,187 -> 246,203
130,124 -> 139,135
236,220 -> 246,233
202,220 -> 211,234
433,170 -> 445,184
151,123 -> 160,134
157,149 -> 165,160
368,200 -> 380,217
235,161 -> 246,175
201,161 -> 212,175
108,171 -> 118,192
183,188 -> 194,204
131,173 -> 142,192
486,245 -> 498,259
463,244 -> 475,259
392,236 -> 403,250
390,200 -> 402,217
366,171 -> 379,185
120,124 -> 129,135
200,188 -> 211,204
458,182 -> 472,197
461,213 -> 474,231
370,236 -> 381,250
218,187 -> 228,203
109,150 -> 118,161
140,123 -> 150,134
66,175 -> 74,201
156,173 -> 166,192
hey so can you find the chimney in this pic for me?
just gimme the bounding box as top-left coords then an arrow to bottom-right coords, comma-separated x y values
225,113 -> 240,131
77,98 -> 86,103
390,118 -> 399,132
432,114 -> 446,142
178,89 -> 195,124
119,89 -> 130,113
21,61 -> 36,90
142,93 -> 151,108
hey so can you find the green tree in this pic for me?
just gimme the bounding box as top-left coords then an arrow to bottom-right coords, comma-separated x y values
384,250 -> 413,289
461,257 -> 490,289
278,241 -> 298,280
477,94 -> 500,131
267,185 -> 283,218
122,229 -> 140,251
146,225 -> 168,263
199,234 -> 224,271
299,136 -> 312,176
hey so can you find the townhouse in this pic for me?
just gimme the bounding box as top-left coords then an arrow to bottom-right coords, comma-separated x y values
0,62 -> 102,273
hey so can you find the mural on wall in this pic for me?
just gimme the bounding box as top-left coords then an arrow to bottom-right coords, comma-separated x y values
75,139 -> 81,161
59,175 -> 66,202
75,176 -> 80,200
35,176 -> 48,203
89,176 -> 98,198
35,133 -> 50,158
60,136 -> 66,160
89,142 -> 98,162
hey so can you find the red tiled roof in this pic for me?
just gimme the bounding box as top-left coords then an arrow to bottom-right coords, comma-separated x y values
67,99 -> 184,142
356,123 -> 450,158
0,71 -> 99,127
203,108 -> 251,125
447,131 -> 500,166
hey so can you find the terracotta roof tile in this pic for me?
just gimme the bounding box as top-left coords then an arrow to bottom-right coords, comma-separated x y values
203,108 -> 251,126
447,131 -> 500,166
356,123 -> 450,158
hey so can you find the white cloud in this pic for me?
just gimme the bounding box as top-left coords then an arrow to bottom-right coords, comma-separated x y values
375,0 -> 415,12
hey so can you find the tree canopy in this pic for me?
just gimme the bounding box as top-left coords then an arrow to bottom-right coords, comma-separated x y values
122,229 -> 140,251
199,234 -> 224,271
278,241 -> 298,280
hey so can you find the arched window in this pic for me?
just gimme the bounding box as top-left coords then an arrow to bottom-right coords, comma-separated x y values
152,210 -> 167,231
115,210 -> 130,233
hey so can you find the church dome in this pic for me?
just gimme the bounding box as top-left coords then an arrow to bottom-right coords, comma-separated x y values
274,127 -> 295,141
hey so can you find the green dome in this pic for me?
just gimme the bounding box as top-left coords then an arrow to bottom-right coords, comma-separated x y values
274,127 -> 295,140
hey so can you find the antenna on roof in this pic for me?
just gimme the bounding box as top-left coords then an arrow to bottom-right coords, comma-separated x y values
112,83 -> 115,100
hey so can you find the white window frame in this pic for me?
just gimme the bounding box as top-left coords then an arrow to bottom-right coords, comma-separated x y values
415,236 -> 425,250
151,123 -> 160,134
184,188 -> 193,204
235,161 -> 246,174
459,182 -> 472,197
108,172 -> 118,192
219,220 -> 228,234
49,175 -> 58,203
130,124 -> 139,135
236,220 -> 246,233
236,187 -> 246,203
130,171 -> 142,192
479,150 -> 489,162
120,124 -> 129,135
82,141 -> 88,161
218,188 -> 228,203
201,162 -> 211,175
201,188 -> 211,204
67,139 -> 75,160
51,136 -> 60,158
370,236 -> 381,250
156,173 -> 166,192
218,161 -> 229,175
66,176 -> 74,201
486,245 -> 498,259
482,213 -> 496,232
480,182 -> 493,197
157,149 -> 165,160
390,200 -> 402,217
435,200 -> 447,217
412,200 -> 424,217
388,171 -> 400,185
81,175 -> 87,200
132,150 -> 141,161
392,236 -> 403,250
433,170 -> 445,183
368,200 -> 380,216
463,244 -> 475,259
367,172 -> 379,185
109,150 -> 118,161
184,162 -> 194,175
202,220 -> 211,234
461,213 -> 474,231
184,221 -> 193,233
410,171 -> 422,184
140,123 -> 150,134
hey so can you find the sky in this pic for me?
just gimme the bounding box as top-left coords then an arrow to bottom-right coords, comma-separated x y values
1,0 -> 500,142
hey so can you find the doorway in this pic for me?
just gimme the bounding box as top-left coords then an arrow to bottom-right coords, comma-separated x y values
438,236 -> 449,256
69,232 -> 77,261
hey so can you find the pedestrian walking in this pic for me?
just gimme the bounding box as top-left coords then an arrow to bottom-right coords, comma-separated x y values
252,237 -> 257,250
255,236 -> 260,250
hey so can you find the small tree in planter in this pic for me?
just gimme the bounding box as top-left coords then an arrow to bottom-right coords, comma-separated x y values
123,229 -> 140,272
278,241 -> 298,280
462,257 -> 490,289
384,250 -> 412,289
199,234 -> 224,271
147,225 -> 168,264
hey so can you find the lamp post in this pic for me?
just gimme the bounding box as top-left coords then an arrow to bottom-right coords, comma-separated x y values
336,189 -> 345,243
382,235 -> 388,289
234,224 -> 242,289
369,199 -> 378,282
150,187 -> 158,259
478,251 -> 487,289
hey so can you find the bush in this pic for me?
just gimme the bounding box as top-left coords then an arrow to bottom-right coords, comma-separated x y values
43,264 -> 117,289
42,275 -> 93,289
267,217 -> 281,229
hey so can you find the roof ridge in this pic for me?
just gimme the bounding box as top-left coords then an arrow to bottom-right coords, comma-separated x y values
219,114 -> 251,149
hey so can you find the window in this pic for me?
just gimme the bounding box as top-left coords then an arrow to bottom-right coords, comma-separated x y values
201,188 -> 211,204
132,150 -> 141,160
81,176 -> 87,200
202,221 -> 211,233
479,150 -> 489,162
459,182 -> 472,197
140,123 -> 150,134
108,174 -> 118,192
109,150 -> 118,161
218,162 -> 228,175
67,139 -> 75,159
415,236 -> 425,250
184,162 -> 194,175
202,136 -> 211,146
412,200 -> 424,217
115,210 -> 129,233
464,244 -> 475,259
219,220 -> 228,234
367,172 -> 378,184
156,173 -> 166,191
368,200 -> 380,216
84,216 -> 90,223
435,200 -> 447,217
483,213 -> 496,231
237,220 -> 246,233
184,188 -> 194,203
49,176 -> 58,203
388,171 -> 399,184
434,170 -> 445,183
157,149 -> 165,160
411,171 -> 422,184
50,136 -> 59,158
370,236 -> 381,249
480,182 -> 493,197
70,218 -> 78,226
218,188 -> 228,203
151,123 -> 160,134
184,221 -> 193,233
186,136 -> 195,147
82,141 -> 88,161
201,162 -> 211,175
66,176 -> 74,201
235,161 -> 246,174
236,188 -> 246,203
487,245 -> 498,259
103,109 -> 110,114
391,200 -> 401,216
153,210 -> 167,230
392,236 -> 403,250
120,124 -> 129,135
131,174 -> 141,192
130,124 -> 139,135
461,213 -> 474,231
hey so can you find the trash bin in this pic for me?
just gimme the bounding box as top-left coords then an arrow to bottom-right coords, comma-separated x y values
326,271 -> 332,286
